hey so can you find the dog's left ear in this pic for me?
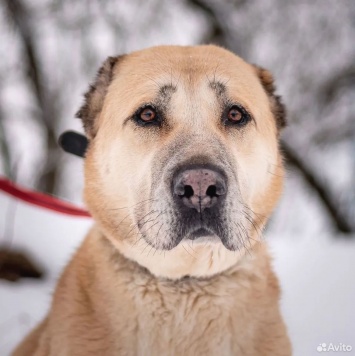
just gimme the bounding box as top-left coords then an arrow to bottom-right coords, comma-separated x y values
59,56 -> 125,158
76,55 -> 125,139
253,66 -> 286,131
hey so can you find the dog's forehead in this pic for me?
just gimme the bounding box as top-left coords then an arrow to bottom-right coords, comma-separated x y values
102,45 -> 273,129
111,45 -> 263,97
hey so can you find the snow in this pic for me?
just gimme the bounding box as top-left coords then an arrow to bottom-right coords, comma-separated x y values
0,192 -> 91,354
269,236 -> 355,355
0,191 -> 354,356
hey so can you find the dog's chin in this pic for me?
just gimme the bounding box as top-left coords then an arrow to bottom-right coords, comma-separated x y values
142,227 -> 238,252
114,232 -> 242,280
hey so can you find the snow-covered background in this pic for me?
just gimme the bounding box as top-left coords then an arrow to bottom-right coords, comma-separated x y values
0,0 -> 354,355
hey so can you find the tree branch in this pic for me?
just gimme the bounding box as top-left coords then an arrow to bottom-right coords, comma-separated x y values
4,0 -> 60,194
0,103 -> 12,179
281,141 -> 353,233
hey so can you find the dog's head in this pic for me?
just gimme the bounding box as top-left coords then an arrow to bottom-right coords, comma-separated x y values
78,45 -> 286,278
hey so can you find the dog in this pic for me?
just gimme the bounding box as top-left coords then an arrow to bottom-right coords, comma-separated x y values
14,45 -> 291,355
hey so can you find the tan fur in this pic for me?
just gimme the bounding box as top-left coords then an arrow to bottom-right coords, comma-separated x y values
14,45 -> 291,355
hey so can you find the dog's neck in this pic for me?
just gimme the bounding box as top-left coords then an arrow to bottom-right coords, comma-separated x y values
95,224 -> 263,280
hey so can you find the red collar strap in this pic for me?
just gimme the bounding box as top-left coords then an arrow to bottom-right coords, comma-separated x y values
0,177 -> 91,218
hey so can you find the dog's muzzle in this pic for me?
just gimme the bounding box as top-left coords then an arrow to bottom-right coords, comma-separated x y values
171,164 -> 228,240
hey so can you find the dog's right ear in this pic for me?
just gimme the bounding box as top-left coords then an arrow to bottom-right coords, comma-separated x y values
76,55 -> 124,139
253,65 -> 286,132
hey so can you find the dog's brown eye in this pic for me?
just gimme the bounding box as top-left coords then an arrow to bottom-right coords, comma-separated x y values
228,107 -> 243,122
224,105 -> 250,127
140,108 -> 156,122
134,105 -> 161,127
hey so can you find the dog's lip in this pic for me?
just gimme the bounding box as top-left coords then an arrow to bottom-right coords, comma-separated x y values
187,227 -> 215,240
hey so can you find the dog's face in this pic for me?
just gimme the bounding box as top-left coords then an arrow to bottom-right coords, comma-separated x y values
79,45 -> 285,278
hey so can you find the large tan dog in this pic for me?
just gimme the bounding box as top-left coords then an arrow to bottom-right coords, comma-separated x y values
14,45 -> 291,355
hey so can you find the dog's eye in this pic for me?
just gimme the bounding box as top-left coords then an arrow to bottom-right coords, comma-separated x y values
140,108 -> 156,122
225,105 -> 250,127
228,107 -> 242,122
134,106 -> 160,126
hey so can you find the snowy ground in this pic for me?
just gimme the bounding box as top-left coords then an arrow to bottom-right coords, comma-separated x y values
0,191 -> 354,355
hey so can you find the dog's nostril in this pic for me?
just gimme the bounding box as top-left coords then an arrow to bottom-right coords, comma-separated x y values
176,184 -> 195,198
206,185 -> 217,198
183,185 -> 194,198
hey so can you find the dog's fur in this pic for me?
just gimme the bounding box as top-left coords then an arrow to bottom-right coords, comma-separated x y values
14,45 -> 291,355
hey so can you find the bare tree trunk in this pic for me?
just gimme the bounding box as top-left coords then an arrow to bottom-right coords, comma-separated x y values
0,99 -> 12,179
3,0 -> 60,194
281,142 -> 353,233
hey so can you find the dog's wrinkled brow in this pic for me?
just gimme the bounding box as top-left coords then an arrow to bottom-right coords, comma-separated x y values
209,81 -> 226,98
157,84 -> 177,108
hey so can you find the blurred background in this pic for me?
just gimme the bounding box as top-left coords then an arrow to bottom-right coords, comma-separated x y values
0,0 -> 354,355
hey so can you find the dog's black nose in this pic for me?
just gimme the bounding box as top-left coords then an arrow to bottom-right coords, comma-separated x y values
173,167 -> 227,212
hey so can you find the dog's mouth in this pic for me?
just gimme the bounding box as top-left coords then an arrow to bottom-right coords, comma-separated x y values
175,218 -> 234,249
187,227 -> 215,240
136,215 -> 229,250
135,191 -> 243,251
181,227 -> 221,246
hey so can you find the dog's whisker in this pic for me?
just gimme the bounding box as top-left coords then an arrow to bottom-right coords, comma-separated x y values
113,211 -> 133,233
241,204 -> 268,220
152,223 -> 165,256
140,238 -> 154,256
141,219 -> 162,235
244,210 -> 264,236
128,209 -> 168,251
146,245 -> 155,258
108,198 -> 156,211
186,239 -> 197,254
241,211 -> 263,238
122,209 -> 160,240
132,235 -> 144,248
137,210 -> 167,234
181,243 -> 196,259
234,222 -> 252,256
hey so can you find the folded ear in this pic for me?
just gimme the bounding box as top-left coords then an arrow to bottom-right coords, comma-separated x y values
253,65 -> 286,131
76,55 -> 124,139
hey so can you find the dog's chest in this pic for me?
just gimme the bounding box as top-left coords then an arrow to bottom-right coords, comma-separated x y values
126,276 -> 241,356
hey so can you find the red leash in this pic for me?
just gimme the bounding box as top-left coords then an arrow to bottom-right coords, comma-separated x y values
0,177 -> 90,217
